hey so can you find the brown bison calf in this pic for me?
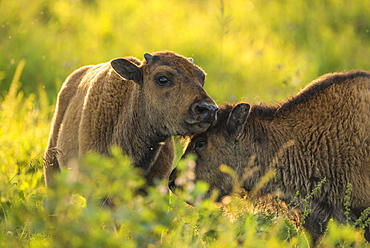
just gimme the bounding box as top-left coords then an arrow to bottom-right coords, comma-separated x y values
170,71 -> 370,243
44,51 -> 217,188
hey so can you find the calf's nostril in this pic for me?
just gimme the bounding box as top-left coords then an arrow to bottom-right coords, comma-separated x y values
195,104 -> 218,117
195,105 -> 208,117
194,104 -> 218,122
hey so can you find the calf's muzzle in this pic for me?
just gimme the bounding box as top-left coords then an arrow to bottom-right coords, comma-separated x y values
194,104 -> 218,123
185,102 -> 218,125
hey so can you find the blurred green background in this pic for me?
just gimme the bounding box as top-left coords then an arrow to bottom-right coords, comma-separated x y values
2,0 -> 370,104
1,1 -> 370,246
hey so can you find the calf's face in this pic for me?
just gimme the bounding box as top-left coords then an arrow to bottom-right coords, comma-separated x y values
169,103 -> 251,201
111,51 -> 218,136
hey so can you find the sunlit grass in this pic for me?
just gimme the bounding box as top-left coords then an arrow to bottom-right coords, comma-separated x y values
0,83 -> 368,247
1,0 -> 370,246
1,0 -> 370,101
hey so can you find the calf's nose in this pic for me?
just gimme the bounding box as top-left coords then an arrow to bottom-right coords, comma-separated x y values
195,104 -> 218,123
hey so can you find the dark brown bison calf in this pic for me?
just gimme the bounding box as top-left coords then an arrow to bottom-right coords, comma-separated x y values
170,71 -> 370,243
44,51 -> 217,188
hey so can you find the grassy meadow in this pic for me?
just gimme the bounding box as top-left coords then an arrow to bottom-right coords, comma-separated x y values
1,0 -> 370,247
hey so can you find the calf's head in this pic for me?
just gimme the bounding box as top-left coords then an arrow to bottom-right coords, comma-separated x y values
110,51 -> 218,136
169,103 -> 252,201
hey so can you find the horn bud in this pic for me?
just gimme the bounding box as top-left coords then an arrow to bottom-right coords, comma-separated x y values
144,53 -> 154,63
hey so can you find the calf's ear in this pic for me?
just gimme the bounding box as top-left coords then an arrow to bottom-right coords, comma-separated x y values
110,58 -> 142,84
227,103 -> 251,139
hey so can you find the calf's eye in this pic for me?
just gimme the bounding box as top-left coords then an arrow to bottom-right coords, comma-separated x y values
156,76 -> 172,86
195,140 -> 207,149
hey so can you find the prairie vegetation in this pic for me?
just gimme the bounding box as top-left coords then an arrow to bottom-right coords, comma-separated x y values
1,0 -> 370,246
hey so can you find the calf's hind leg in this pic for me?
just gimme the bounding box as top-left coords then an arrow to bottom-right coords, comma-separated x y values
302,204 -> 332,244
365,226 -> 370,242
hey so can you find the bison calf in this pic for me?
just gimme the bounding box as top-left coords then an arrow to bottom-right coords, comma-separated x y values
44,51 -> 217,188
170,71 -> 370,243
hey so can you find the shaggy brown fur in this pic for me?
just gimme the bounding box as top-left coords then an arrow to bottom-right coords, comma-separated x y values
44,51 -> 217,188
170,71 -> 370,244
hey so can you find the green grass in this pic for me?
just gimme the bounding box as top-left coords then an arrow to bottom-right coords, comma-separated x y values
1,0 -> 370,247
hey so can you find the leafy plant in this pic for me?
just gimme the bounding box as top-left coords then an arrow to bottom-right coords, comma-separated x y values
1,0 -> 370,247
